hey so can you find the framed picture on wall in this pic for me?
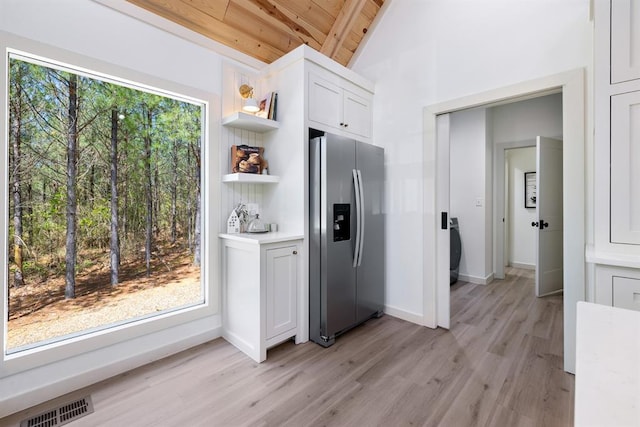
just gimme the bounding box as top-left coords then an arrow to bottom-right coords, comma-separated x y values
525,171 -> 536,208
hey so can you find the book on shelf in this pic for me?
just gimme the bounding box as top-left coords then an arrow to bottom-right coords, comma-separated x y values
256,91 -> 277,120
256,91 -> 271,118
269,92 -> 277,120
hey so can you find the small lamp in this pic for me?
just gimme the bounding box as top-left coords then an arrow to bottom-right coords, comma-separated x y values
239,84 -> 260,113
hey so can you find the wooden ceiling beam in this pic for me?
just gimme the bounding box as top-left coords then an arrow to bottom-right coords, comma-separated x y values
226,1 -> 305,53
235,0 -> 324,50
320,0 -> 367,60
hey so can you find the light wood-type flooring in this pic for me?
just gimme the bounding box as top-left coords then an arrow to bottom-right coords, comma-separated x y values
2,267 -> 573,426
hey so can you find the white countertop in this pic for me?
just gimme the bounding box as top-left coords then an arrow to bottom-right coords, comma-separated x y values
575,301 -> 640,426
219,232 -> 304,245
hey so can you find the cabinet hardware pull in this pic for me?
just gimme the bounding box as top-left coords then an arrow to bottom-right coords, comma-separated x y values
293,250 -> 298,255
344,123 -> 348,127
339,122 -> 344,126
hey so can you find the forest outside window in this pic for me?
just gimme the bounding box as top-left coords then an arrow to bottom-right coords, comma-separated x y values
6,52 -> 205,354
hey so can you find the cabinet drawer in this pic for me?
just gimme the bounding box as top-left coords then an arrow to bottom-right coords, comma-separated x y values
613,276 -> 640,312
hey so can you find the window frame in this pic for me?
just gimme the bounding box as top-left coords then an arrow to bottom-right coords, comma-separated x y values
1,36 -> 220,376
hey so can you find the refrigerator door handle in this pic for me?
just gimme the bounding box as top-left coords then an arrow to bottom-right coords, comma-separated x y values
352,169 -> 362,268
356,169 -> 365,267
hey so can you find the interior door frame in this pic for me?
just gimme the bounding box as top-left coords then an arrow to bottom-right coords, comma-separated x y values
422,69 -> 586,374
495,140 -> 537,280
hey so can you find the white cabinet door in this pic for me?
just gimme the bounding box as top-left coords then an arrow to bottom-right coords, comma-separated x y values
309,74 -> 343,131
611,0 -> 640,83
308,72 -> 372,139
265,245 -> 298,339
611,91 -> 640,244
343,89 -> 372,139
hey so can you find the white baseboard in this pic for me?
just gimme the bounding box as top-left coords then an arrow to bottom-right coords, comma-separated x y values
510,262 -> 536,270
458,272 -> 495,285
384,305 -> 425,326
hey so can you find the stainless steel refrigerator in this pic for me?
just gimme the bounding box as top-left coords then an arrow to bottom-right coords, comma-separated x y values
309,132 -> 384,347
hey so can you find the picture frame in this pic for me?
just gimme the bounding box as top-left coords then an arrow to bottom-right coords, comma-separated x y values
525,171 -> 537,208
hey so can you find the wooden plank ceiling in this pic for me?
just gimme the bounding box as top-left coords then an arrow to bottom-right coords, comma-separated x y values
126,0 -> 385,66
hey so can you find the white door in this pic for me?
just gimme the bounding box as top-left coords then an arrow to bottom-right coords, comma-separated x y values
436,113 -> 450,328
535,136 -> 563,297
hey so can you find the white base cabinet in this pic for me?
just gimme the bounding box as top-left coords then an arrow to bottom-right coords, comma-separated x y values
221,233 -> 302,362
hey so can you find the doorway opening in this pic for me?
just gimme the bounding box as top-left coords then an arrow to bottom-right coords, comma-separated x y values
448,93 -> 563,293
423,69 -> 585,374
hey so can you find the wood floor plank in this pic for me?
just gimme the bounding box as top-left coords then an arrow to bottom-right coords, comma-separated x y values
1,267 -> 575,427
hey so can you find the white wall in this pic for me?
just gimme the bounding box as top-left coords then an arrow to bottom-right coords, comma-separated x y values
351,0 -> 591,321
0,0 -> 238,417
492,93 -> 564,144
506,147 -> 537,268
450,108 -> 492,283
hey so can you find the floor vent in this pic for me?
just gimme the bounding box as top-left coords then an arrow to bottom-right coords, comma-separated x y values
20,396 -> 94,427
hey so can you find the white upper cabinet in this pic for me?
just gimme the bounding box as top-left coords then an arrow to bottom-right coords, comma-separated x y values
594,0 -> 640,255
308,74 -> 343,132
611,0 -> 640,84
343,90 -> 372,139
610,91 -> 640,244
308,72 -> 372,139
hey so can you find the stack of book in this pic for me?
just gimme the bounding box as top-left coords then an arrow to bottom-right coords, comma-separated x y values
256,91 -> 278,120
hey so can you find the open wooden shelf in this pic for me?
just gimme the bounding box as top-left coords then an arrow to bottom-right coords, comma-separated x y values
222,173 -> 280,184
222,112 -> 279,133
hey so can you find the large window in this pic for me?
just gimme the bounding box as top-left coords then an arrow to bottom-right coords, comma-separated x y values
6,52 -> 205,354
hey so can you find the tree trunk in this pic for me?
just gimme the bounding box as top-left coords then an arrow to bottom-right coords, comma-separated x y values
110,107 -> 120,286
121,135 -> 129,237
144,107 -> 153,277
89,164 -> 95,207
65,73 -> 78,299
186,147 -> 193,252
11,74 -> 24,287
170,139 -> 178,243
193,144 -> 201,266
154,160 -> 160,238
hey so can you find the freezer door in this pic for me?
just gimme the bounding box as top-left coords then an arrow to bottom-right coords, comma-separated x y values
310,134 -> 358,342
322,134 -> 358,337
355,142 -> 385,323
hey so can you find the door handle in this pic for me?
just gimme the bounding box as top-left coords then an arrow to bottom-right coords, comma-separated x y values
531,220 -> 549,229
352,169 -> 362,268
356,169 -> 365,267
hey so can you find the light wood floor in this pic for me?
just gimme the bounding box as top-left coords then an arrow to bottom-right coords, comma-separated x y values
2,267 -> 573,426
